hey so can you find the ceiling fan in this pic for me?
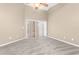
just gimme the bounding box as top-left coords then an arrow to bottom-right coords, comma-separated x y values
32,3 -> 48,9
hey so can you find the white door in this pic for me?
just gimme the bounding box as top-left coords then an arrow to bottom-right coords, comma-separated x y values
25,21 -> 35,38
25,20 -> 47,38
38,21 -> 47,37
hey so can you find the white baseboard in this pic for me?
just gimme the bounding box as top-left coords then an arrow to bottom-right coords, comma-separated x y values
0,37 -> 26,47
1,36 -> 79,48
48,36 -> 79,47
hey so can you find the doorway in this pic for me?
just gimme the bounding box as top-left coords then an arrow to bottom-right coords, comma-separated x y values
25,19 -> 47,38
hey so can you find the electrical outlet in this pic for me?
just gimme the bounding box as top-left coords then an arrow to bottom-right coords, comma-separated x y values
9,37 -> 12,39
72,38 -> 74,41
64,36 -> 66,39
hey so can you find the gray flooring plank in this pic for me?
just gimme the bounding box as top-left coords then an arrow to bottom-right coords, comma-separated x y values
0,37 -> 78,55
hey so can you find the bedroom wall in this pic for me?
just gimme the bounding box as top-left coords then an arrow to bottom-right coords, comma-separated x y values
25,5 -> 48,38
25,5 -> 48,21
0,3 -> 47,45
48,4 -> 79,45
0,3 -> 25,45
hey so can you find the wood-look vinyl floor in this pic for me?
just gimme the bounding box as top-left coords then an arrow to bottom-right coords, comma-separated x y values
0,37 -> 78,55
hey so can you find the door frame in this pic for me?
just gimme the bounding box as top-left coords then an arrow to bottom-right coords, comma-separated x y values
25,19 -> 47,38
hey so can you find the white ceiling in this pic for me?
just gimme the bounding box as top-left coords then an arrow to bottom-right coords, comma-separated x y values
25,3 -> 58,11
46,3 -> 58,10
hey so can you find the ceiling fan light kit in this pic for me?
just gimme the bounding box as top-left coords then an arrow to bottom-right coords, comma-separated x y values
32,3 -> 48,10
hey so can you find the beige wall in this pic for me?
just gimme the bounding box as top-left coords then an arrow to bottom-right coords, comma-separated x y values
0,4 -> 47,45
48,4 -> 79,45
0,4 -> 25,45
25,5 -> 48,21
25,5 -> 47,39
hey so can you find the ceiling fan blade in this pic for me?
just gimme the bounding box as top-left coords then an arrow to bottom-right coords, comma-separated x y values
40,3 -> 48,7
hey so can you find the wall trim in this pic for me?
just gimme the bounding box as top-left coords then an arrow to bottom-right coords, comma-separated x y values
1,36 -> 79,48
0,37 -> 26,47
48,36 -> 79,47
